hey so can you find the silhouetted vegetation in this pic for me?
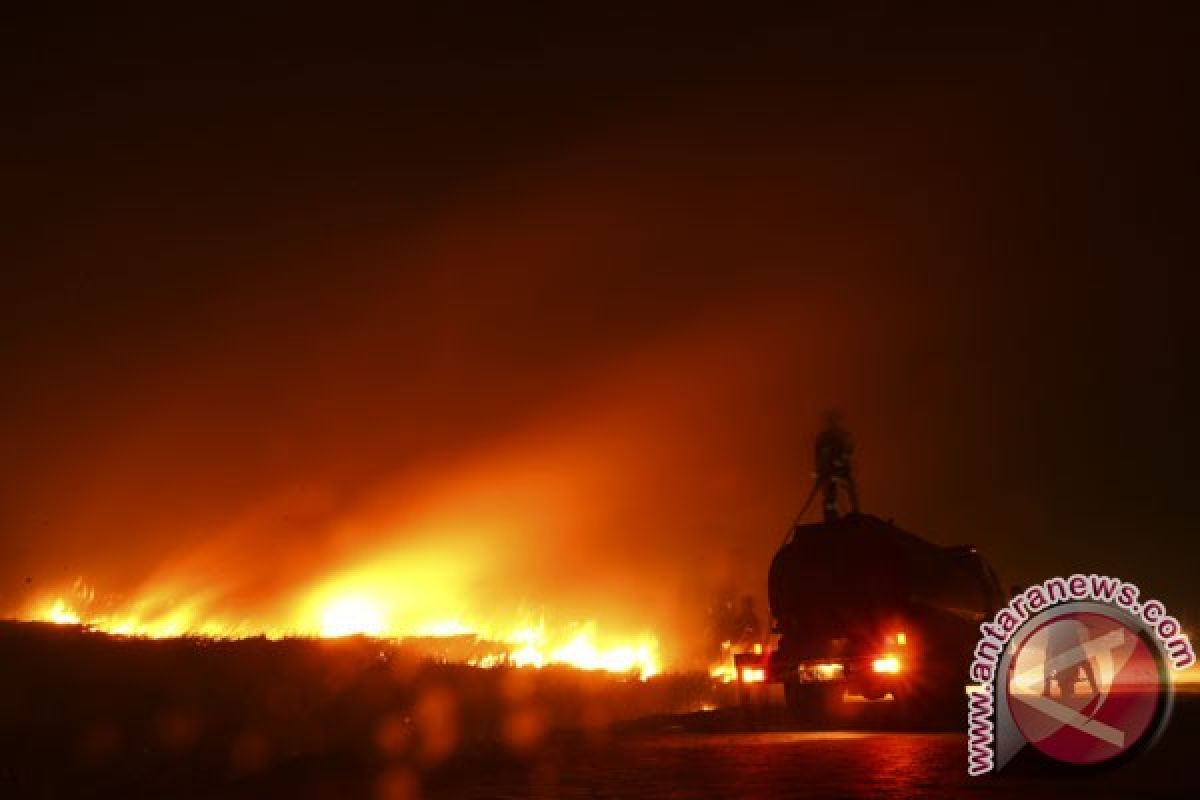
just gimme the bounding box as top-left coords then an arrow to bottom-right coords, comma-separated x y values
0,621 -> 718,797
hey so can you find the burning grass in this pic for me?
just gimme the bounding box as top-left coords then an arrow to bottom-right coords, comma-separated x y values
24,575 -> 663,679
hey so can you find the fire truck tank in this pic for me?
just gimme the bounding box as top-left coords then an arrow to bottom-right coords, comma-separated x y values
768,513 -> 1005,652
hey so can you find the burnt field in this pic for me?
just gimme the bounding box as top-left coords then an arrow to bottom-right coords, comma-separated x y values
3,621 -> 1197,799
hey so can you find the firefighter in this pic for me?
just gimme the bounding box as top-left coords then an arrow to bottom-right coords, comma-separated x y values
814,410 -> 859,521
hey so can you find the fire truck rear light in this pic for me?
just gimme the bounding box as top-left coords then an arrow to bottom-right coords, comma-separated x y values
872,655 -> 901,674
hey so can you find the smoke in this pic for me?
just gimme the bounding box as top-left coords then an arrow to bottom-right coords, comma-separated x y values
4,19 -> 1198,659
2,115 -> 942,661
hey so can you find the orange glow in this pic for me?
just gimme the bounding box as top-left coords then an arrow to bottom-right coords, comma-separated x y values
45,599 -> 81,625
29,574 -> 661,678
1174,662 -> 1200,685
895,631 -> 907,646
712,639 -> 771,684
415,619 -> 477,637
740,666 -> 766,683
17,459 -> 671,677
321,595 -> 387,637
872,655 -> 901,674
813,662 -> 843,680
709,640 -> 737,682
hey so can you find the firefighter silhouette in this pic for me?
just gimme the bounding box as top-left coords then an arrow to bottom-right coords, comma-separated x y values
810,410 -> 859,522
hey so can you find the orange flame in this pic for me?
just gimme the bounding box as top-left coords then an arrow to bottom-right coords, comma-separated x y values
30,578 -> 661,679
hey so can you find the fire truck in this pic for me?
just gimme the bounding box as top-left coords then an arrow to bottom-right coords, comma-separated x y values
735,512 -> 1006,714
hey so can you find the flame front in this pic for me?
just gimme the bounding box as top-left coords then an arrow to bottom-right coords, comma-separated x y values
29,579 -> 661,679
320,595 -> 387,638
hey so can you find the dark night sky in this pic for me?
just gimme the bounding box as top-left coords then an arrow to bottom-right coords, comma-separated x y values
2,5 -> 1198,644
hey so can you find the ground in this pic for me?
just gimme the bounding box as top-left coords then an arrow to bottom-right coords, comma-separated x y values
2,623 -> 1196,799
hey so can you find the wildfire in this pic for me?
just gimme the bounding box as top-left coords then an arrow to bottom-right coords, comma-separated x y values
320,595 -> 387,638
29,581 -> 661,679
504,624 -> 658,676
45,599 -> 81,626
708,639 -> 764,683
709,640 -> 737,682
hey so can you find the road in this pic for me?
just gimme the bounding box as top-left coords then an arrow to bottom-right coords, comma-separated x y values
225,696 -> 1200,799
